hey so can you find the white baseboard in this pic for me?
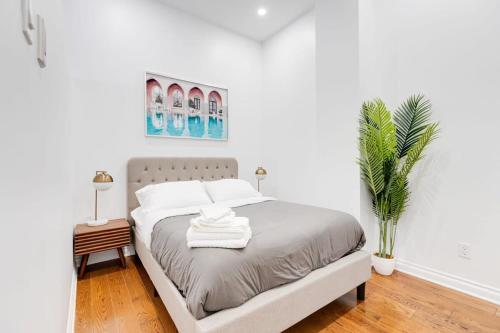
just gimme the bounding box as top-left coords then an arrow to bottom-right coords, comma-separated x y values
66,267 -> 77,333
396,258 -> 500,305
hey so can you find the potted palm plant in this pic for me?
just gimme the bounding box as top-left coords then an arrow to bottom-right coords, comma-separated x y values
358,95 -> 439,275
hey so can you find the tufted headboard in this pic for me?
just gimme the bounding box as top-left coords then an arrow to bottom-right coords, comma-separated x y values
127,157 -> 238,222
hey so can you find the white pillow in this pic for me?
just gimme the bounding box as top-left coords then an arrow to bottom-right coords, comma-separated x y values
135,180 -> 212,212
204,179 -> 262,202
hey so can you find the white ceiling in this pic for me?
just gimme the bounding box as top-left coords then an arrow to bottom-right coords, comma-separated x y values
158,0 -> 315,41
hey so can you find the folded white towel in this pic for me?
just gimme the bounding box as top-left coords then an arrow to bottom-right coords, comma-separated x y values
190,216 -> 249,231
186,225 -> 252,241
199,205 -> 234,223
187,238 -> 250,249
187,206 -> 252,249
191,224 -> 248,234
187,226 -> 252,249
199,211 -> 236,224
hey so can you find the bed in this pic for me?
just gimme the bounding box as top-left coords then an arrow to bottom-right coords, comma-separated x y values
128,157 -> 371,333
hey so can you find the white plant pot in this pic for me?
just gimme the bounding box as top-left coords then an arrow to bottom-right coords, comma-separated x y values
372,254 -> 395,276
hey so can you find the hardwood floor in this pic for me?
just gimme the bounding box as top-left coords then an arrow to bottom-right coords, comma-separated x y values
75,257 -> 500,333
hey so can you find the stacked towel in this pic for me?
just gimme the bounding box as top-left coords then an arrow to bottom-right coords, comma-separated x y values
198,205 -> 234,222
187,206 -> 252,249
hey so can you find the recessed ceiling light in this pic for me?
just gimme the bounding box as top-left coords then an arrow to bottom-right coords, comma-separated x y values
257,8 -> 267,16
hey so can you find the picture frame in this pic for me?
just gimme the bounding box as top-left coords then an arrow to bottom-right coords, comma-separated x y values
144,72 -> 228,141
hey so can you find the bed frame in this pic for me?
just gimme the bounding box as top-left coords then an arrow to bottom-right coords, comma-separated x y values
128,157 -> 371,333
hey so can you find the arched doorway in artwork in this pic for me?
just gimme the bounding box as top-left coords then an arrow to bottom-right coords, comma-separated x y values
146,79 -> 166,133
208,91 -> 222,116
146,79 -> 163,107
167,83 -> 185,110
188,87 -> 204,113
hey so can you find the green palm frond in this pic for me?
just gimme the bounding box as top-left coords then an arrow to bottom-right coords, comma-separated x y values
360,101 -> 375,129
370,99 -> 397,159
358,99 -> 396,197
383,155 -> 398,193
389,175 -> 409,223
359,126 -> 385,196
394,95 -> 433,158
400,123 -> 439,179
360,101 -> 372,123
358,95 -> 439,259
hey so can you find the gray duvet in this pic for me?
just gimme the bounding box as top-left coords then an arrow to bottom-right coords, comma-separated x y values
150,200 -> 365,319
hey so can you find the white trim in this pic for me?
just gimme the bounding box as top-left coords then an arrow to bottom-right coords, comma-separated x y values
66,267 -> 77,333
396,258 -> 500,305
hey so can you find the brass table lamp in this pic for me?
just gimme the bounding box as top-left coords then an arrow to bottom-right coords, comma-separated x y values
88,170 -> 114,226
255,167 -> 267,192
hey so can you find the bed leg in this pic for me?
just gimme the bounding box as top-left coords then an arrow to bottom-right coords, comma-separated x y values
153,287 -> 159,298
357,282 -> 366,301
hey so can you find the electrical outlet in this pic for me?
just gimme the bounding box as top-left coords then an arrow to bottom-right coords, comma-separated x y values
458,242 -> 471,259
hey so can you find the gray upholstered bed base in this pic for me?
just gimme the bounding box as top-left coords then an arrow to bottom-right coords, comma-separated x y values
127,157 -> 371,333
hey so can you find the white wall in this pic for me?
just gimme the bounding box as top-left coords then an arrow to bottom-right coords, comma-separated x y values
261,1 -> 362,228
314,0 -> 361,220
359,0 -> 500,296
66,0 -> 264,262
261,11 -> 317,205
0,0 -> 73,332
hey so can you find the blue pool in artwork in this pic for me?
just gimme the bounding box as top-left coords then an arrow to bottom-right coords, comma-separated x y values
147,113 -> 226,140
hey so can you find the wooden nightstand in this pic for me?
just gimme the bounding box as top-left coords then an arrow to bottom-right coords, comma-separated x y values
74,218 -> 131,278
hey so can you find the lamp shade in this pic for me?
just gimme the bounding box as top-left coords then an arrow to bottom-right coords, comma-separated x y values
255,167 -> 267,181
93,171 -> 113,191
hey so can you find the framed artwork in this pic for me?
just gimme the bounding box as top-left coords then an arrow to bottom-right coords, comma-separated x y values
145,72 -> 228,140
